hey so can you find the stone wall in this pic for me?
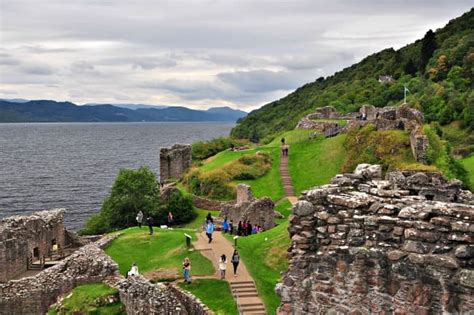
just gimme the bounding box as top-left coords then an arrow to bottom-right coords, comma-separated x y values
160,144 -> 192,182
117,275 -> 212,315
0,234 -> 119,315
0,209 -> 67,282
278,164 -> 474,314
410,127 -> 429,164
192,195 -> 234,211
221,187 -> 275,230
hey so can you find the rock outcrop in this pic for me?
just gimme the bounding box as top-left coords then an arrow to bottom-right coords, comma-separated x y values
278,164 -> 474,314
160,144 -> 192,182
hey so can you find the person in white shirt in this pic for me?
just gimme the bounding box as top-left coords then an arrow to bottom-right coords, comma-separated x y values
127,262 -> 139,277
219,254 -> 227,279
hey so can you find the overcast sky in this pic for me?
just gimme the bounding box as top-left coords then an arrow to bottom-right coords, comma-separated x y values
0,1 -> 472,110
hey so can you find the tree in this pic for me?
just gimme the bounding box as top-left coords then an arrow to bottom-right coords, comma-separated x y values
166,191 -> 196,225
404,59 -> 418,76
82,166 -> 161,234
420,29 -> 437,73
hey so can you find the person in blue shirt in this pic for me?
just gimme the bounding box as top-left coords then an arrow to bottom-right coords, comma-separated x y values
206,220 -> 215,243
222,217 -> 229,234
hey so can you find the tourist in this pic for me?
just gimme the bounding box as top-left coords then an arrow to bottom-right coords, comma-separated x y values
281,137 -> 285,145
182,257 -> 191,283
247,222 -> 253,236
223,217 -> 229,233
237,221 -> 243,236
231,250 -> 240,276
229,220 -> 234,235
252,225 -> 258,234
168,212 -> 174,226
127,262 -> 139,277
206,220 -> 215,243
258,225 -> 263,233
219,254 -> 227,279
206,212 -> 213,223
242,221 -> 248,236
136,210 -> 143,228
147,216 -> 154,235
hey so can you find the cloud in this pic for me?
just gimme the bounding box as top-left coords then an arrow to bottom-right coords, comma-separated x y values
0,0 -> 472,109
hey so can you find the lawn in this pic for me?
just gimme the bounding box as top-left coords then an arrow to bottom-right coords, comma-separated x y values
461,154 -> 474,191
105,227 -> 214,281
47,283 -> 125,315
200,148 -> 258,172
275,198 -> 293,224
229,222 -> 290,314
180,208 -> 220,230
289,134 -> 347,194
178,279 -> 239,315
311,118 -> 348,126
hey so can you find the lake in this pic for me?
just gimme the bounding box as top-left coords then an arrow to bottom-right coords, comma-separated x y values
0,122 -> 234,230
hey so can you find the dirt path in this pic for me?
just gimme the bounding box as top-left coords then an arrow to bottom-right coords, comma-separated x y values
192,230 -> 267,314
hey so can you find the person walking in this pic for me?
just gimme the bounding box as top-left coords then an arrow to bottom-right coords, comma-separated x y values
136,210 -> 143,228
206,220 -> 215,243
182,257 -> 191,283
168,212 -> 174,226
219,254 -> 227,279
147,216 -> 154,235
206,212 -> 213,223
223,217 -> 229,233
237,221 -> 243,236
231,250 -> 240,276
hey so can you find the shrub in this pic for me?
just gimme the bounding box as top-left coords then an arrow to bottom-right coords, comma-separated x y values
165,191 -> 197,224
200,170 -> 236,200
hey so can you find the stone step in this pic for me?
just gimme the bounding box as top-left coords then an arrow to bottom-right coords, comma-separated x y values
231,284 -> 255,289
230,280 -> 255,285
235,292 -> 259,298
233,288 -> 258,294
240,306 -> 266,313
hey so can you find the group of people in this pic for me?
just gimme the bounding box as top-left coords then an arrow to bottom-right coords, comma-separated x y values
136,210 -> 174,235
281,137 -> 289,156
220,216 -> 264,236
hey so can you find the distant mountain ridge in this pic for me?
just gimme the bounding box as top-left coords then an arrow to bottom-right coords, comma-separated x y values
0,100 -> 247,122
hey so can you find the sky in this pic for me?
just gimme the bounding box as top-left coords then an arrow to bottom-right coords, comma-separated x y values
0,1 -> 472,111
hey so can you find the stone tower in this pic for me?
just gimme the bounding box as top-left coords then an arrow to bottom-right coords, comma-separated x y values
159,144 -> 192,182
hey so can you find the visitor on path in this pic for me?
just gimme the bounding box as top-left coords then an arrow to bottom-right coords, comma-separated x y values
206,220 -> 215,243
206,212 -> 213,223
147,216 -> 154,235
219,254 -> 227,279
127,262 -> 139,277
182,257 -> 191,283
229,220 -> 234,235
281,137 -> 285,145
231,250 -> 240,276
237,221 -> 243,236
168,212 -> 174,226
223,217 -> 229,233
136,211 -> 143,228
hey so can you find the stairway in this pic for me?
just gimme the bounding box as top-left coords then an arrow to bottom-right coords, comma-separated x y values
230,281 -> 267,315
279,154 -> 295,198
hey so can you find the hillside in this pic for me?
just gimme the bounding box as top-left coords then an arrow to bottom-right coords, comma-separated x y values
0,100 -> 247,123
231,9 -> 474,151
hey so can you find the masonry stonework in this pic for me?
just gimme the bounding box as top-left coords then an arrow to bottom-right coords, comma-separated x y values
160,144 -> 192,182
278,164 -> 474,314
0,209 -> 67,282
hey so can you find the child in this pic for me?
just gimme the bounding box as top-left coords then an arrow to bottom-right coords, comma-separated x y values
182,257 -> 191,283
219,254 -> 227,279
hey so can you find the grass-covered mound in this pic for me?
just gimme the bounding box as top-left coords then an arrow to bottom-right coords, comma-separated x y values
47,283 -> 124,315
229,222 -> 290,314
178,279 -> 239,315
105,227 -> 214,281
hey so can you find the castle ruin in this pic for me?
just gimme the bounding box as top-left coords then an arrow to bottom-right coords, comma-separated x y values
160,144 -> 192,182
0,209 -> 68,282
278,164 -> 474,314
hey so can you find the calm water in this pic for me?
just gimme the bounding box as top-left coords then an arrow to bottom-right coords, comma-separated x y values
0,122 -> 234,230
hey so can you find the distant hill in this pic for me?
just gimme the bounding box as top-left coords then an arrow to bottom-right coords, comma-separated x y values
86,103 -> 169,110
0,100 -> 247,123
231,9 -> 474,145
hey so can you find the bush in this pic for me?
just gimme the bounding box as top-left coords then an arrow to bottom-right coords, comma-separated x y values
166,191 -> 197,224
200,170 -> 236,200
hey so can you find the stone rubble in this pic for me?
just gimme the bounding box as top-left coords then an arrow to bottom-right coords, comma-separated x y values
278,164 -> 474,314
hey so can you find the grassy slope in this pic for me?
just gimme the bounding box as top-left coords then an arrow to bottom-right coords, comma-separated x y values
181,208 -> 220,230
178,279 -> 239,315
47,283 -> 125,315
289,134 -> 347,194
105,227 -> 214,280
461,155 -> 474,191
229,222 -> 290,315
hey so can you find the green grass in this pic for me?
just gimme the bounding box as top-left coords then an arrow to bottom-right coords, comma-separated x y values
266,129 -> 314,147
275,198 -> 293,224
289,134 -> 347,194
230,222 -> 290,314
311,118 -> 348,126
461,155 -> 474,191
200,148 -> 258,172
178,279 -> 239,315
180,208 -> 220,230
47,283 -> 125,315
105,227 -> 214,280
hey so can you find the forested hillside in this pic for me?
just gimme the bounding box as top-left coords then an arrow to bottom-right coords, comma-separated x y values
232,9 -> 473,149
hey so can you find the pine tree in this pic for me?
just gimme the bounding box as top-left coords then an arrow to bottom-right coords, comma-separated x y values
420,29 -> 437,73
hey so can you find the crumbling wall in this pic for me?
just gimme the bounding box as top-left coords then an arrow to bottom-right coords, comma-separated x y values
278,164 -> 474,314
160,144 -> 192,182
221,185 -> 275,230
0,209 -> 67,282
117,275 -> 212,315
0,234 -> 119,315
410,127 -> 429,164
